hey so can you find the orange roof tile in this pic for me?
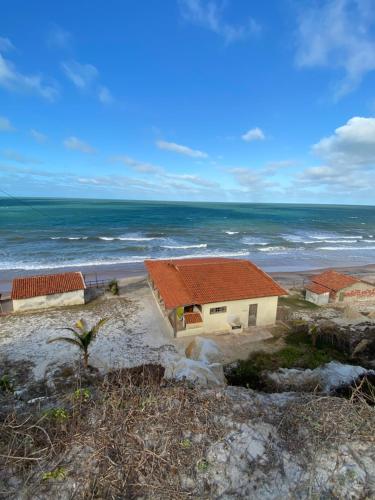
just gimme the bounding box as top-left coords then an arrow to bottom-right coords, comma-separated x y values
11,272 -> 85,300
145,258 -> 287,309
305,282 -> 331,295
184,312 -> 203,324
310,270 -> 360,293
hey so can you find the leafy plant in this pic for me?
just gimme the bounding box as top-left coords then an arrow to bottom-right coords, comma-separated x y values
74,388 -> 91,401
107,279 -> 119,296
0,374 -> 13,393
42,467 -> 67,481
48,318 -> 107,368
197,459 -> 209,472
180,438 -> 192,449
43,407 -> 69,422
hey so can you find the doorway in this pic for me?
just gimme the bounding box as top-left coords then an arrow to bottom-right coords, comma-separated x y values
248,304 -> 258,326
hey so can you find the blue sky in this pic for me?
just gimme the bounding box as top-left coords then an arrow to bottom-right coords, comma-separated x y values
0,0 -> 375,204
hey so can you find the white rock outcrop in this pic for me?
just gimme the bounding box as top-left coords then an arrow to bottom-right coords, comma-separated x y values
265,361 -> 374,393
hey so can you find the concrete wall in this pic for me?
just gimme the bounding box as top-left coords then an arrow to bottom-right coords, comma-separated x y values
201,296 -> 278,334
335,281 -> 375,303
305,290 -> 330,306
13,289 -> 85,312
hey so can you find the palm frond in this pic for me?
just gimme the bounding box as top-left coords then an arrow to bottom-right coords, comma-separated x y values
92,317 -> 108,336
47,337 -> 83,349
75,319 -> 88,333
59,327 -> 84,343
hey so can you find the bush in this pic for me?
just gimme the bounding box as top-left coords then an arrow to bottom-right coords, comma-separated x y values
107,279 -> 119,296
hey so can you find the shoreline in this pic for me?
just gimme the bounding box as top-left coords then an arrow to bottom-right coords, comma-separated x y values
1,260 -> 375,294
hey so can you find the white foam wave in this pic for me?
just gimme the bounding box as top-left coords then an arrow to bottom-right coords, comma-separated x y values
318,246 -> 375,251
311,235 -> 361,240
0,256 -> 150,271
242,236 -> 269,246
51,236 -> 88,240
99,236 -> 158,241
258,246 -> 287,253
225,231 -> 239,235
162,244 -> 208,249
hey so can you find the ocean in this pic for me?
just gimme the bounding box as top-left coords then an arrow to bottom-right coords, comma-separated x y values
0,198 -> 375,276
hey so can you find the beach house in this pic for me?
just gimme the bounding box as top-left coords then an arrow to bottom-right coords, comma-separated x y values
11,272 -> 86,312
305,270 -> 375,305
145,257 -> 287,337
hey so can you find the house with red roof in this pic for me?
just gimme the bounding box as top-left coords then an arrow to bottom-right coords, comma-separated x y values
11,272 -> 86,312
305,270 -> 375,305
145,257 -> 287,337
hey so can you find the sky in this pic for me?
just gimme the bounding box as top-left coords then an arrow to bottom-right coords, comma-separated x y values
0,0 -> 375,205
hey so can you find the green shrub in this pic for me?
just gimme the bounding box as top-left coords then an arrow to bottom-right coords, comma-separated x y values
0,375 -> 13,393
43,407 -> 69,422
42,467 -> 67,481
107,279 -> 119,295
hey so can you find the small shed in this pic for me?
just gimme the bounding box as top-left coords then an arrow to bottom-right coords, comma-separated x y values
11,272 -> 86,312
305,270 -> 375,305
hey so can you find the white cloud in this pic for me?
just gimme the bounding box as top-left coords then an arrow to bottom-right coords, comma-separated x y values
156,140 -> 208,158
312,116 -> 375,167
0,36 -> 15,52
47,25 -> 72,49
165,173 -> 219,188
229,167 -> 279,191
295,0 -> 375,98
0,116 -> 15,132
179,0 -> 261,43
98,86 -> 113,104
0,53 -> 58,101
61,60 -> 113,104
63,136 -> 96,154
30,129 -> 47,143
297,116 -> 375,195
111,155 -> 162,174
241,127 -> 265,142
61,60 -> 98,89
2,149 -> 42,164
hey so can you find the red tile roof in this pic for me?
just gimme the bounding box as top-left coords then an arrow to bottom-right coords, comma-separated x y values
11,272 -> 85,300
145,258 -> 287,309
184,312 -> 203,324
305,282 -> 331,295
308,270 -> 360,293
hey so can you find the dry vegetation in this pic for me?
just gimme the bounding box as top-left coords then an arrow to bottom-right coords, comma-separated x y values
0,365 -> 230,499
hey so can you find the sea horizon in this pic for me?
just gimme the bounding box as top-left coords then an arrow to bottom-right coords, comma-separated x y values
1,198 -> 375,281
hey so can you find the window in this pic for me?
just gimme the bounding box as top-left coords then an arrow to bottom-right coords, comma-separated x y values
210,306 -> 227,314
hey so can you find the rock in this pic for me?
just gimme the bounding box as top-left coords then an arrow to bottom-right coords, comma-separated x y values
164,357 -> 225,386
185,336 -> 223,364
264,361 -> 375,393
343,306 -> 366,322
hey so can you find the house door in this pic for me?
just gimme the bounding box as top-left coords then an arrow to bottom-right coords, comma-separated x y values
248,304 -> 258,326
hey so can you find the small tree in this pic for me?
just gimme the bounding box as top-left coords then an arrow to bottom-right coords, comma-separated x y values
48,318 -> 107,368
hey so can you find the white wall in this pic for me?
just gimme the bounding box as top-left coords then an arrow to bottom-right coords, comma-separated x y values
13,289 -> 85,312
197,296 -> 279,334
305,290 -> 329,305
335,282 -> 375,303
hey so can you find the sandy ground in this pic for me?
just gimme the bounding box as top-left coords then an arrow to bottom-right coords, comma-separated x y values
0,278 -> 177,381
0,277 -> 287,381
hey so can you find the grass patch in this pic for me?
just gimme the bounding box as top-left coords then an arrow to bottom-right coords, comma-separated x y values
279,295 -> 320,310
226,329 -> 349,389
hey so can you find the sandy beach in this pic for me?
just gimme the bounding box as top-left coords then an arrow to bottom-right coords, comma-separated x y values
1,261 -> 375,295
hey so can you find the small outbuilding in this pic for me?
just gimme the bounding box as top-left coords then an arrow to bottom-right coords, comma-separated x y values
145,257 -> 287,337
305,270 -> 375,305
11,272 -> 86,312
